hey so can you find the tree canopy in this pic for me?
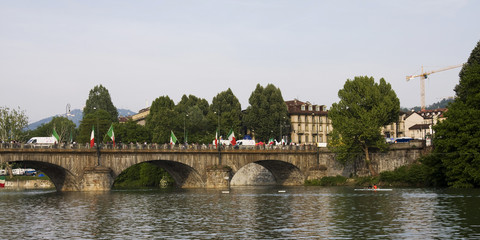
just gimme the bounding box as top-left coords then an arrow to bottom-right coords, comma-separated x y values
243,84 -> 290,142
146,96 -> 179,144
210,88 -> 242,138
0,106 -> 29,141
425,40 -> 480,188
329,76 -> 399,176
83,85 -> 119,123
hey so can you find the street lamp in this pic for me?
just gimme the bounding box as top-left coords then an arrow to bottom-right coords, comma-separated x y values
93,107 -> 100,166
214,111 -> 221,165
184,113 -> 189,144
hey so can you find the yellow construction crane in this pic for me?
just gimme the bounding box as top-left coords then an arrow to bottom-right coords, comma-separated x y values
406,64 -> 464,111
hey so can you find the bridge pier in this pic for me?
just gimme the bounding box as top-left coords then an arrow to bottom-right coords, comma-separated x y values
81,166 -> 114,191
206,166 -> 232,189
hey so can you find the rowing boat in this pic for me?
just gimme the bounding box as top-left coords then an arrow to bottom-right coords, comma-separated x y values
354,188 -> 392,191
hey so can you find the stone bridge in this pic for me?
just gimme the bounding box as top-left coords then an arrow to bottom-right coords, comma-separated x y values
0,142 -> 427,191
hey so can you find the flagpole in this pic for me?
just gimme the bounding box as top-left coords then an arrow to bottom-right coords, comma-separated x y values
215,111 -> 221,166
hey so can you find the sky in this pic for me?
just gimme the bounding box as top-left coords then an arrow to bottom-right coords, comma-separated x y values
1,0 -> 479,124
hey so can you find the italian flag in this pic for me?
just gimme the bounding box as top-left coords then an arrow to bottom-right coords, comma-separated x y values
227,129 -> 236,145
268,138 -> 275,145
0,176 -> 5,188
52,128 -> 60,143
170,131 -> 177,145
215,130 -> 218,148
90,126 -> 95,148
107,124 -> 115,147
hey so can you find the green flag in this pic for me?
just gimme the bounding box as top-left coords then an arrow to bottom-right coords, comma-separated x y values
0,175 -> 5,188
107,124 -> 115,146
52,128 -> 60,143
170,131 -> 177,144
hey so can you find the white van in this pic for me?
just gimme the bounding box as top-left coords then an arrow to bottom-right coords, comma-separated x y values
26,137 -> 57,147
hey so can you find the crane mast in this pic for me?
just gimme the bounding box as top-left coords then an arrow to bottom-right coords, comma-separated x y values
406,64 -> 463,111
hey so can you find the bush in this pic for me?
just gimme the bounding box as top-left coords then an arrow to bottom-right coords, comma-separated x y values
379,163 -> 430,187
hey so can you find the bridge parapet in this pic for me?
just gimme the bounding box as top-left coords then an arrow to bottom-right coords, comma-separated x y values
0,142 -> 322,152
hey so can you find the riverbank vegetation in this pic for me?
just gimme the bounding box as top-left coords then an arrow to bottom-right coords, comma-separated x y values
305,163 -> 432,187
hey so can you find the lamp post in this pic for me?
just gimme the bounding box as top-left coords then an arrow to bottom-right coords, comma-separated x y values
214,111 -> 221,165
184,113 -> 188,144
93,107 -> 100,166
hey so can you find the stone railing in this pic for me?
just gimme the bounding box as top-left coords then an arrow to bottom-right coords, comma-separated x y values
0,142 -> 320,151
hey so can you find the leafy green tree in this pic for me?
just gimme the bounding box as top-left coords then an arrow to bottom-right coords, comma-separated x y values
0,106 -> 29,142
210,88 -> 242,139
175,95 -> 211,144
83,85 -> 119,123
328,76 -> 399,176
243,84 -> 290,142
26,116 -> 76,143
425,41 -> 480,188
146,96 -> 179,143
114,121 -> 151,144
77,109 -> 112,144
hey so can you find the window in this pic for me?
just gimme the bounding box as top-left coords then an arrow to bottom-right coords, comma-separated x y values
301,105 -> 305,111
308,105 -> 313,111
316,106 -> 320,111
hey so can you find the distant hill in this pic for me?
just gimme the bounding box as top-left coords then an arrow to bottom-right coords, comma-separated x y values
27,109 -> 136,130
401,97 -> 454,112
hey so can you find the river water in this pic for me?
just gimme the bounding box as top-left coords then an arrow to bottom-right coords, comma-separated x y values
1,186 -> 479,239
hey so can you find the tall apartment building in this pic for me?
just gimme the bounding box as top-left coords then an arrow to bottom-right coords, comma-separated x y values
286,99 -> 332,145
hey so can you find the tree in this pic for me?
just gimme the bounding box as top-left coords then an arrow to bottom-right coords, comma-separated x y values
83,85 -> 119,123
328,76 -> 399,176
146,96 -> 179,143
175,95 -> 211,144
77,109 -> 112,144
210,88 -> 242,139
425,41 -> 480,188
243,84 -> 290,142
0,106 -> 29,142
26,116 -> 76,143
114,121 -> 151,144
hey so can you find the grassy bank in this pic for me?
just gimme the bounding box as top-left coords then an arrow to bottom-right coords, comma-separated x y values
305,164 -> 431,187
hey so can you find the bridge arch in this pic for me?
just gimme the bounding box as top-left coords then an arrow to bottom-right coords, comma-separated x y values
231,160 -> 305,186
109,159 -> 205,188
5,160 -> 80,191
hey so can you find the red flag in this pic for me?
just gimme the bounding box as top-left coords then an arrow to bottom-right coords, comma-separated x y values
90,126 -> 95,148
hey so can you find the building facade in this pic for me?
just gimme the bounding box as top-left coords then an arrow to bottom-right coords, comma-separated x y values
286,99 -> 332,145
382,108 -> 447,142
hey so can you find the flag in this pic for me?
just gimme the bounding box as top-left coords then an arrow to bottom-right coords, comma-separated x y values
170,131 -> 177,144
52,128 -> 60,143
107,124 -> 115,147
227,129 -> 236,145
215,130 -> 218,148
90,126 -> 95,148
0,176 -> 5,188
268,138 -> 275,145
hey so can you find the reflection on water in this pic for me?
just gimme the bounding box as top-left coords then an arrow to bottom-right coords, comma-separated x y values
1,187 -> 479,239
